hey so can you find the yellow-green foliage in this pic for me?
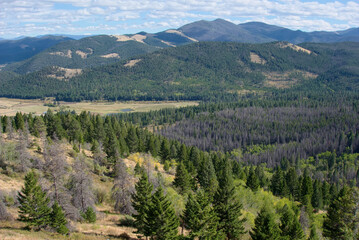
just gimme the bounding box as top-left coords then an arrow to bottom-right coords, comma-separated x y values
235,179 -> 296,229
166,187 -> 186,216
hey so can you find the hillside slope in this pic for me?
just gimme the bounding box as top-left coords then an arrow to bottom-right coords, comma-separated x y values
1,41 -> 358,101
0,36 -> 72,65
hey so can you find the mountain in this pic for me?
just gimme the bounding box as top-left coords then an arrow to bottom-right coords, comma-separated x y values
0,36 -> 72,64
179,19 -> 359,44
2,19 -> 358,72
1,41 -> 358,101
2,32 -> 200,74
179,19 -> 274,43
36,34 -> 90,40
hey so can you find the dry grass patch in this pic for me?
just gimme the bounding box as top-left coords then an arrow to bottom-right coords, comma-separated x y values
250,52 -> 266,64
47,67 -> 82,81
49,50 -> 72,58
75,48 -> 93,59
277,42 -> 312,55
0,98 -> 198,116
124,59 -> 141,67
101,53 -> 120,58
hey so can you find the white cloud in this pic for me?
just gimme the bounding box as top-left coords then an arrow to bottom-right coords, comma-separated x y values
0,0 -> 358,38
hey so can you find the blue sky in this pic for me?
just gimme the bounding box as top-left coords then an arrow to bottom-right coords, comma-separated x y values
0,0 -> 358,39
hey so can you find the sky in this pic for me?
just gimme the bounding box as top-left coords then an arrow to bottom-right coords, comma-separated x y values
0,0 -> 358,39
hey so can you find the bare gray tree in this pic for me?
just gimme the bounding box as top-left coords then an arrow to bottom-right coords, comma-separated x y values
42,140 -> 79,220
70,155 -> 95,215
112,158 -> 134,214
6,119 -> 14,140
14,132 -> 32,173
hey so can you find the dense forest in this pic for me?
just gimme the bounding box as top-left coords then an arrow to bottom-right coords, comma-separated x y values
1,41 -> 359,101
1,104 -> 359,239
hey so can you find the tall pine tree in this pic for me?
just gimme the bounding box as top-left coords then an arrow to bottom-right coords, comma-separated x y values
323,186 -> 359,240
132,172 -> 153,238
145,187 -> 179,240
214,158 -> 246,239
279,204 -> 305,240
18,171 -> 51,230
250,206 -> 281,240
183,190 -> 222,240
50,201 -> 69,235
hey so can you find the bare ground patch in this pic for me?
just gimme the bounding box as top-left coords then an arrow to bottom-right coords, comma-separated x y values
124,59 -> 142,67
250,52 -> 266,65
49,50 -> 72,58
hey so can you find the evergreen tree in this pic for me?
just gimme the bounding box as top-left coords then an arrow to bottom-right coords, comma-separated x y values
280,204 -> 305,240
214,158 -> 246,239
255,165 -> 267,188
322,181 -> 330,207
197,157 -> 218,198
18,171 -> 51,230
173,162 -> 192,193
146,136 -> 157,157
83,207 -> 96,223
271,168 -> 286,196
32,116 -> 46,137
301,172 -> 313,202
189,147 -> 201,168
323,186 -> 358,240
50,201 -> 69,235
286,167 -> 299,200
311,180 -> 323,209
159,139 -> 170,163
146,187 -> 179,240
250,206 -> 281,240
183,191 -> 222,239
132,172 -> 153,238
177,144 -> 188,162
247,166 -> 260,191
14,112 -> 25,130
104,130 -> 120,160
126,126 -> 138,153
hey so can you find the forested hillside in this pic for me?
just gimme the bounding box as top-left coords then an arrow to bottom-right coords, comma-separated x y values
1,41 -> 359,101
1,104 -> 359,239
2,35 -> 166,74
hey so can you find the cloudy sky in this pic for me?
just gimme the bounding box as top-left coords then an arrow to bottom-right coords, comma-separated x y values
0,0 -> 358,39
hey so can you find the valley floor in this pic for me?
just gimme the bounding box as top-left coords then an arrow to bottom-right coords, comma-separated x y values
0,98 -> 198,116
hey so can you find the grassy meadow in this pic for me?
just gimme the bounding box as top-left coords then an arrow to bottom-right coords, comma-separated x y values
0,98 -> 198,116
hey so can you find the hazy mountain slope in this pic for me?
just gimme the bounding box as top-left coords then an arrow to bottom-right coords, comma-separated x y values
3,35 -> 167,74
179,19 -> 359,44
179,19 -> 273,43
0,36 -> 72,64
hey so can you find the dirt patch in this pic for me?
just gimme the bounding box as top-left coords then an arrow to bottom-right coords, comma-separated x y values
277,42 -> 312,55
160,40 -> 176,47
0,175 -> 23,194
49,50 -> 72,58
112,34 -> 147,44
124,59 -> 141,67
101,53 -> 120,59
250,52 -> 266,65
47,67 -> 82,81
75,48 -> 93,59
165,29 -> 198,42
